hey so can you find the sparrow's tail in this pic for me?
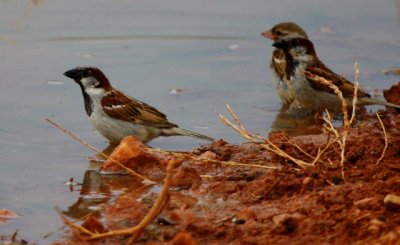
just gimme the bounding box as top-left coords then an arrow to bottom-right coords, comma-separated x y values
360,97 -> 400,109
180,128 -> 215,141
163,127 -> 214,141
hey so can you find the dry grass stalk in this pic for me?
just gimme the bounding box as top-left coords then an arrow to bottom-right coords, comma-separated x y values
220,64 -> 361,174
308,63 -> 359,180
351,62 -> 360,124
376,113 -> 388,165
148,148 -> 280,170
46,118 -> 152,182
226,103 -> 246,131
281,135 -> 329,166
219,105 -> 314,169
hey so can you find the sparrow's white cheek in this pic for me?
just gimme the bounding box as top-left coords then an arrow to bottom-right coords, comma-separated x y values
81,77 -> 100,88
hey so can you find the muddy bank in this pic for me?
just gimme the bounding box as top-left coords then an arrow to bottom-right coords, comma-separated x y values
51,84 -> 400,244
56,120 -> 400,244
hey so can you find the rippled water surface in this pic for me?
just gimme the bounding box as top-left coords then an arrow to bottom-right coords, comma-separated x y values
1,0 -> 400,243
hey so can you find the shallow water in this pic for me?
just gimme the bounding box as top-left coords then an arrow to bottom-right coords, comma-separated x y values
1,0 -> 400,243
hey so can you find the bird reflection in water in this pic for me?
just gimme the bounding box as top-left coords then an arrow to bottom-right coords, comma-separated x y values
270,108 -> 324,136
62,170 -> 151,220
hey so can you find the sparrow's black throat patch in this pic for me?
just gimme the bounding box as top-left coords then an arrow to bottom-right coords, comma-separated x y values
284,50 -> 297,79
78,84 -> 93,117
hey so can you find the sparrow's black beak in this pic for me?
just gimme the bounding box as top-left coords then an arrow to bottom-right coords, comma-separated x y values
63,68 -> 82,81
272,41 -> 286,50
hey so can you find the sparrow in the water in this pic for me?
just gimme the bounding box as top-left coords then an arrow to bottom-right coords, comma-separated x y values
261,22 -> 309,110
64,66 -> 214,145
272,38 -> 400,113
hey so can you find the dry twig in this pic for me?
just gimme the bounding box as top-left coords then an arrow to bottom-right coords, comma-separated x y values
376,113 -> 388,165
307,63 -> 360,180
149,148 -> 280,170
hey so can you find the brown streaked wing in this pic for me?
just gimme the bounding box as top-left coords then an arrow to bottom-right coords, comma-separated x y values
101,90 -> 178,128
305,63 -> 370,98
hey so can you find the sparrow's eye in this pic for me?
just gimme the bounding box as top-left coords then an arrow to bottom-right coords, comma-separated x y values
82,70 -> 92,77
275,30 -> 282,36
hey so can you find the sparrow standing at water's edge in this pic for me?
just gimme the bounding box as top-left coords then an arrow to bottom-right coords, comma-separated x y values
64,67 -> 214,145
272,38 -> 400,113
261,22 -> 309,110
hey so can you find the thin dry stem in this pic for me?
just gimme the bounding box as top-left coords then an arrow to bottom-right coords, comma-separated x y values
149,148 -> 280,170
351,62 -> 360,125
219,114 -> 254,141
226,103 -> 246,131
376,113 -> 388,165
285,138 -> 328,165
322,110 -> 340,135
288,141 -> 324,163
219,107 -> 313,169
46,118 -> 151,182
309,69 -> 360,181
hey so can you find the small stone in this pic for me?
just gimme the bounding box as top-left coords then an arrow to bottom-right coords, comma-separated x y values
302,177 -> 312,185
384,194 -> 400,211
272,213 -> 304,234
370,218 -> 384,227
231,217 -> 246,225
237,208 -> 257,221
198,150 -> 218,160
368,224 -> 380,234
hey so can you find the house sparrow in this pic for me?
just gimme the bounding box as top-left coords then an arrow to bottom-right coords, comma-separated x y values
64,66 -> 214,144
261,22 -> 309,110
272,38 -> 400,113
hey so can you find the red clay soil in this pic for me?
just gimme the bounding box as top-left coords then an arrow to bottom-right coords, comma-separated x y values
55,83 -> 400,245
